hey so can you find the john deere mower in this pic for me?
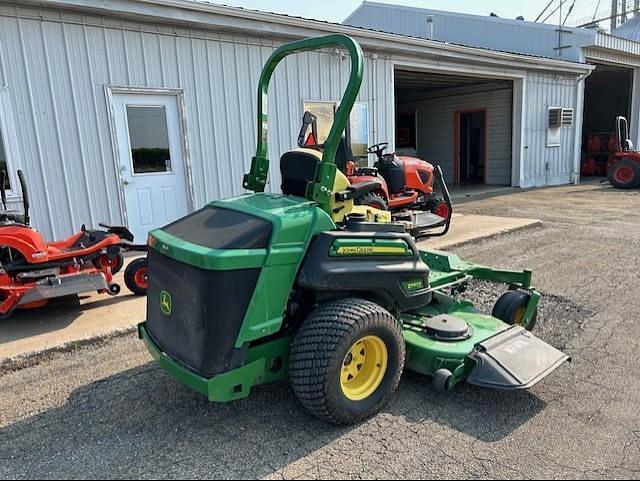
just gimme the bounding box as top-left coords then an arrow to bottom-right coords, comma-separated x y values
139,35 -> 569,425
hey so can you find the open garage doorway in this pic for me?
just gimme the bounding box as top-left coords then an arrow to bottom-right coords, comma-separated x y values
456,109 -> 487,184
581,63 -> 634,178
394,68 -> 513,187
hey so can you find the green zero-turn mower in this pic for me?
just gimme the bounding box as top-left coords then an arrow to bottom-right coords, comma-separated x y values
138,35 -> 569,425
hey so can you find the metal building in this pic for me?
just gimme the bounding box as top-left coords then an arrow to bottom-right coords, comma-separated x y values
346,1 -> 640,183
0,0 -> 591,240
344,2 -> 596,60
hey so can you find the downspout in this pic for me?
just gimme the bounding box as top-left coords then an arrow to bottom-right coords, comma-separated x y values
371,53 -> 378,167
629,66 -> 640,148
572,69 -> 592,184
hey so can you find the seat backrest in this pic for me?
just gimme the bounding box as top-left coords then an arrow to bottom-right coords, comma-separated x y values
280,148 -> 322,198
280,147 -> 390,226
335,137 -> 353,174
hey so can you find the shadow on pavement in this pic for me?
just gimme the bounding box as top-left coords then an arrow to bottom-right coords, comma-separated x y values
0,362 -> 351,479
0,360 -> 546,478
0,294 -> 138,344
391,371 -> 547,443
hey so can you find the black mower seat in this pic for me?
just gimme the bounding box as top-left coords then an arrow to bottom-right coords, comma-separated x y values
68,229 -> 111,251
280,149 -> 321,198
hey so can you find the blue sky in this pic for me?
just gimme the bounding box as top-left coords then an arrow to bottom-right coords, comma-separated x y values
211,1 -> 604,26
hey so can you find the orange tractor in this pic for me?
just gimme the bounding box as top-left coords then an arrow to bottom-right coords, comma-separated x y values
607,116 -> 640,189
298,111 -> 452,238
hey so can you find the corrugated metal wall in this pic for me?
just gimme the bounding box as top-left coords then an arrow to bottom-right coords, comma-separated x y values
345,3 -> 595,61
521,73 -> 578,187
397,83 -> 513,185
0,4 -> 394,239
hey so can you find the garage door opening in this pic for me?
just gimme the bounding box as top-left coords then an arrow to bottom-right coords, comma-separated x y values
394,69 -> 513,187
581,63 -> 634,178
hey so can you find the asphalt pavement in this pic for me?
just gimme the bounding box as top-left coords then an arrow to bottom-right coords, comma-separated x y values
1,182 -> 639,479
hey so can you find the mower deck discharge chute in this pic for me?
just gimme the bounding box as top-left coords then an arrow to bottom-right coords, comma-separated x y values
139,35 -> 569,425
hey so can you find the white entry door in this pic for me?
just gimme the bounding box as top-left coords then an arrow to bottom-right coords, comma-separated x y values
112,93 -> 190,241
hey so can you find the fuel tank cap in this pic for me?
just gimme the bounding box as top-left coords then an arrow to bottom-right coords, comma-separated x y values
424,314 -> 473,342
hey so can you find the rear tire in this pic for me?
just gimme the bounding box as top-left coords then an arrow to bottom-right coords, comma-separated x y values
356,193 -> 388,210
289,298 -> 405,426
124,257 -> 149,296
492,291 -> 537,331
608,158 -> 640,189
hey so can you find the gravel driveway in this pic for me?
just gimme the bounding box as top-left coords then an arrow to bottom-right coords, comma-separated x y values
1,182 -> 639,479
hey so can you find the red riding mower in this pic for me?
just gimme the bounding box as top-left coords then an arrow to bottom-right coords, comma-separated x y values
607,116 -> 640,189
0,170 -> 149,318
298,111 -> 452,238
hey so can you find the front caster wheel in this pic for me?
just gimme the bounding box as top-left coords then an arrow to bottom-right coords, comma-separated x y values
492,291 -> 538,331
124,257 -> 149,296
432,369 -> 453,394
289,298 -> 405,426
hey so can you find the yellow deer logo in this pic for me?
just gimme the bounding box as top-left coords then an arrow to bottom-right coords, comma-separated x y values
160,290 -> 172,315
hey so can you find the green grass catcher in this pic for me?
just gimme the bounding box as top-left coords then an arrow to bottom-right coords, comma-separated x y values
138,35 -> 569,425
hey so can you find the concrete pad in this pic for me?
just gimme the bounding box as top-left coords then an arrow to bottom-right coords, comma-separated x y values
420,213 -> 542,250
0,259 -> 146,361
0,214 -> 541,362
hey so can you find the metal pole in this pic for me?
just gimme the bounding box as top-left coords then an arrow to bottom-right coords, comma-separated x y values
635,0 -> 640,15
611,0 -> 618,30
558,0 -> 562,56
426,15 -> 434,40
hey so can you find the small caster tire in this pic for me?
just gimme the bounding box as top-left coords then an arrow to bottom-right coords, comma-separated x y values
492,290 -> 538,331
108,283 -> 121,296
432,369 -> 453,394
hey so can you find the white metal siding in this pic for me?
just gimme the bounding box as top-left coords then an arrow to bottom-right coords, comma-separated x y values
0,4 -> 394,239
0,2 -> 588,238
521,73 -> 578,187
345,3 -> 595,62
397,84 -> 513,185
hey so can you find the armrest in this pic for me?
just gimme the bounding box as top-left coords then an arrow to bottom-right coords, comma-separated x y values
335,180 -> 382,202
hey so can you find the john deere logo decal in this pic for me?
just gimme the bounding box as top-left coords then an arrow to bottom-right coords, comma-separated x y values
160,290 -> 172,315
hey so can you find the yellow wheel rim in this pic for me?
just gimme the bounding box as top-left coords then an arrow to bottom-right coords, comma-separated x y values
514,307 -> 527,326
340,335 -> 388,401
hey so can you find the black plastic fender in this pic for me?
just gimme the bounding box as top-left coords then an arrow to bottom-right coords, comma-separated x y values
297,230 -> 432,311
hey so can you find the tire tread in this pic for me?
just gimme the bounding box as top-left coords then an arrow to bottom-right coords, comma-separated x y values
289,298 -> 405,425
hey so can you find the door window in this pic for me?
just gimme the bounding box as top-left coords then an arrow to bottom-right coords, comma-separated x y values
126,106 -> 172,174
